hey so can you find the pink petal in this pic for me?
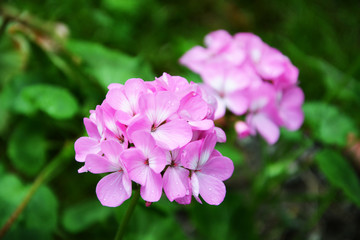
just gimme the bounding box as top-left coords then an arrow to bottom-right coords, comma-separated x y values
235,121 -> 251,138
140,169 -> 163,202
280,107 -> 304,131
84,118 -> 100,139
179,46 -> 210,73
151,119 -> 192,150
201,156 -> 234,181
106,88 -> 133,116
163,166 -> 189,202
78,165 -> 87,173
188,120 -> 214,131
126,115 -> 152,141
96,172 -> 132,207
168,149 -> 181,165
148,147 -> 167,174
225,91 -> 249,115
223,68 -> 251,94
121,148 -> 147,185
139,92 -> 179,127
85,154 -> 119,173
280,87 -> 304,109
275,61 -> 299,88
107,83 -> 123,89
257,48 -> 287,79
115,110 -> 133,125
175,194 -> 192,205
198,84 -> 225,120
214,97 -> 226,120
252,113 -> 280,144
74,137 -> 100,162
199,133 -> 217,167
197,172 -> 226,205
100,140 -> 124,165
181,140 -> 202,170
123,78 -> 146,114
201,67 -> 226,93
178,93 -> 208,121
101,104 -> 127,140
214,127 -> 226,143
204,29 -> 232,52
131,131 -> 157,158
190,173 -> 200,199
223,41 -> 246,65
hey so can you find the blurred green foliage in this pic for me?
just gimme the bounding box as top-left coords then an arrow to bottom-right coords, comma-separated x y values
0,0 -> 359,239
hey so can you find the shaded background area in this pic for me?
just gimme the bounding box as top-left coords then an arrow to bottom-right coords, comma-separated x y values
0,0 -> 359,239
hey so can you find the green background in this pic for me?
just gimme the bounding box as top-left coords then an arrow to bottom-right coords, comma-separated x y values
0,0 -> 359,239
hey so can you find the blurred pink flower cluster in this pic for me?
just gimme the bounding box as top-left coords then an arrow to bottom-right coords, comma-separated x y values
75,73 -> 234,207
180,30 -> 304,144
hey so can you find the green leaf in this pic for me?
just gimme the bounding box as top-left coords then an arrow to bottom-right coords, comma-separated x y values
0,174 -> 28,227
315,149 -> 360,207
16,84 -> 79,119
102,0 -> 145,14
24,185 -> 58,232
0,176 -> 57,240
280,128 -> 304,142
303,102 -> 356,146
316,59 -> 360,103
8,121 -> 47,176
62,200 -> 112,233
67,40 -> 154,89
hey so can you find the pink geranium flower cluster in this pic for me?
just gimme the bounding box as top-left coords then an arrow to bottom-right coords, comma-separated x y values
180,30 -> 304,144
74,73 -> 234,207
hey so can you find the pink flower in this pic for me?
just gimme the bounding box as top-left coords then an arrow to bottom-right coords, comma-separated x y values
180,30 -> 304,144
245,82 -> 281,144
121,131 -> 167,202
75,73 -> 234,207
74,105 -> 104,163
235,121 -> 251,138
127,91 -> 193,150
180,134 -> 234,205
106,78 -> 149,125
179,30 -> 245,73
277,86 -> 304,131
163,149 -> 189,202
84,140 -> 132,207
153,73 -> 195,100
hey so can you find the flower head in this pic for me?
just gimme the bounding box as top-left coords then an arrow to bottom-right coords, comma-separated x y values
75,73 -> 234,207
180,30 -> 304,144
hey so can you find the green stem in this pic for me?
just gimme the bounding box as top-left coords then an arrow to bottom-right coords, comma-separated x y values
114,188 -> 141,240
0,142 -> 73,239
